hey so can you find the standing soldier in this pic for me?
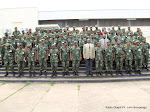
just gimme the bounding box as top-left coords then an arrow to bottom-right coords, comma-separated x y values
123,39 -> 134,75
95,42 -> 104,76
134,40 -> 144,74
134,28 -> 140,38
49,34 -> 58,49
25,44 -> 37,77
126,26 -> 133,37
142,38 -> 150,70
104,40 -> 114,76
49,44 -> 59,77
68,34 -> 75,47
12,27 -> 20,39
116,25 -> 122,35
60,41 -> 70,76
1,36 -> 7,65
113,40 -> 125,75
4,43 -> 15,76
37,39 -> 48,76
70,41 -> 82,76
15,43 -> 25,77
137,32 -> 145,43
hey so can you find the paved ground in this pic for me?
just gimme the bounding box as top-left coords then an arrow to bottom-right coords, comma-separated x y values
0,81 -> 149,112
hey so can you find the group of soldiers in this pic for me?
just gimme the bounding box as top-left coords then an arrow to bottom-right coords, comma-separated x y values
0,25 -> 149,77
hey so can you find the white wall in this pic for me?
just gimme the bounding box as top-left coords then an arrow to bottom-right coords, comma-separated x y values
0,7 -> 38,37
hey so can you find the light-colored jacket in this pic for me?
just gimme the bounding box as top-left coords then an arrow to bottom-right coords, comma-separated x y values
83,43 -> 95,59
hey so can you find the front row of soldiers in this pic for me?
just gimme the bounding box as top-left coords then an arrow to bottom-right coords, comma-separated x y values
3,37 -> 150,77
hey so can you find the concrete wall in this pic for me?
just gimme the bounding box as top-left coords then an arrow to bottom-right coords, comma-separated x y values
0,7 -> 38,37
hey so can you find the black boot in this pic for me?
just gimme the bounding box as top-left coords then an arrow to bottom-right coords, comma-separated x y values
96,72 -> 99,76
76,71 -> 79,76
116,71 -> 119,76
39,71 -> 42,76
73,71 -> 76,76
145,66 -> 149,70
44,71 -> 47,76
13,72 -> 15,76
120,71 -> 123,76
63,72 -> 65,76
33,72 -> 35,77
19,72 -> 21,77
99,72 -> 102,76
66,71 -> 70,76
129,70 -> 132,75
110,71 -> 113,76
55,71 -> 57,76
29,72 -> 32,77
5,72 -> 8,77
52,71 -> 55,77
139,70 -> 141,75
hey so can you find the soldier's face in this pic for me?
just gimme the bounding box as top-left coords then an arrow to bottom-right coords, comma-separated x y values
52,36 -> 55,39
15,28 -> 17,31
126,42 -> 130,46
107,42 -> 110,46
52,46 -> 55,49
143,39 -> 146,43
7,46 -> 10,49
41,41 -> 44,44
117,41 -> 120,45
19,46 -> 23,49
137,42 -> 140,46
73,27 -> 75,30
61,34 -> 63,37
11,36 -> 14,39
64,43 -> 68,46
29,46 -> 32,49
44,36 -> 47,39
19,36 -> 21,39
74,42 -> 78,46
81,36 -> 84,38
97,43 -> 100,47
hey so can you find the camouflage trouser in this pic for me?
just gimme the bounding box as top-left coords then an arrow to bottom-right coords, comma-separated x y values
143,54 -> 149,68
1,52 -> 5,63
17,61 -> 25,73
62,60 -> 69,72
39,58 -> 47,71
125,60 -> 132,71
135,58 -> 142,71
4,58 -> 14,72
28,61 -> 35,72
116,57 -> 123,71
72,60 -> 80,72
105,59 -> 113,71
95,59 -> 103,72
51,62 -> 58,72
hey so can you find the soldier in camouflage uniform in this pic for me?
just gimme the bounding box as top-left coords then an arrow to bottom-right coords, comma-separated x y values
126,26 -> 133,37
68,34 -> 75,47
1,36 -> 7,65
25,44 -> 37,76
17,34 -> 25,48
60,41 -> 70,76
104,40 -> 114,76
137,32 -> 145,43
123,39 -> 134,75
95,42 -> 104,76
58,33 -> 67,49
12,27 -> 20,39
142,38 -> 150,70
133,40 -> 144,74
49,44 -> 59,77
70,41 -> 81,76
49,34 -> 58,49
37,39 -> 48,76
113,40 -> 125,75
134,28 -> 140,38
116,25 -> 122,35
15,43 -> 25,77
4,43 -> 15,76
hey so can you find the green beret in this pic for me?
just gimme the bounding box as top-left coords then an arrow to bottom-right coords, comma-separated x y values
70,34 -> 74,36
60,33 -> 64,35
87,30 -> 91,32
107,40 -> 111,43
28,44 -> 32,47
85,26 -> 88,27
55,28 -> 58,30
40,39 -> 44,42
128,26 -> 130,28
80,34 -> 84,36
52,34 -> 55,36
44,35 -> 48,37
113,35 -> 117,38
14,27 -> 17,29
66,25 -> 69,27
137,28 -> 140,29
97,42 -> 100,44
60,28 -> 62,30
51,28 -> 54,31
18,34 -> 22,37
118,25 -> 121,27
73,26 -> 75,27
136,40 -> 140,43
52,44 -> 55,46
3,36 -> 6,39
6,43 -> 10,47
97,31 -> 100,33
122,28 -> 126,30
90,26 -> 93,28
91,34 -> 94,36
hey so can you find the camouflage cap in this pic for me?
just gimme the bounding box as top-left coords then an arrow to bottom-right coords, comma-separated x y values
97,42 -> 100,44
70,34 -> 74,36
80,34 -> 84,36
60,33 -> 64,35
6,43 -> 10,47
52,44 -> 55,46
97,31 -> 100,33
113,35 -> 118,38
66,25 -> 69,27
52,34 -> 55,36
128,26 -> 131,28
91,34 -> 94,36
107,40 -> 111,43
28,44 -> 32,47
136,40 -> 140,43
14,27 -> 17,29
90,26 -> 93,28
85,26 -> 88,27
73,26 -> 76,27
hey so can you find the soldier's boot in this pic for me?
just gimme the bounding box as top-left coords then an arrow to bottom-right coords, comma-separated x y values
76,71 -> 79,76
128,70 -> 132,75
67,71 -> 70,76
63,72 -> 65,76
105,71 -> 108,76
5,72 -> 8,77
145,66 -> 149,70
116,71 -> 119,76
110,71 -> 113,76
29,72 -> 32,77
99,72 -> 102,76
39,71 -> 42,76
13,72 -> 15,76
19,72 -> 21,77
33,72 -> 35,77
2,61 -> 4,65
55,71 -> 57,77
52,71 -> 55,77
73,71 -> 76,76
139,70 -> 141,75
44,71 -> 47,76
96,72 -> 99,76
120,71 -> 123,76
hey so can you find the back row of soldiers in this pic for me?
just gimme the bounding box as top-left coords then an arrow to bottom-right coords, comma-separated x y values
0,25 -> 149,77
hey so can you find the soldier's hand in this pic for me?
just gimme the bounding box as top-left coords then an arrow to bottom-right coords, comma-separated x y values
80,57 -> 82,61
113,58 -> 115,61
70,58 -> 72,61
84,58 -> 86,61
35,59 -> 36,62
15,60 -> 17,63
60,58 -> 62,61
46,57 -> 48,60
123,56 -> 125,60
37,58 -> 39,61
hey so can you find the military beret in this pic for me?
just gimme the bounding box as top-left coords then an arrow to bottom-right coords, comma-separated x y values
3,36 -> 6,39
60,33 -> 64,35
70,34 -> 74,36
6,43 -> 10,47
66,25 -> 69,27
87,30 -> 91,32
40,39 -> 44,42
52,34 -> 55,36
113,35 -> 117,38
73,26 -> 76,27
75,29 -> 79,31
136,40 -> 140,43
118,25 -> 121,27
90,26 -> 93,28
137,28 -> 140,29
85,26 -> 88,27
122,28 -> 126,30
80,34 -> 84,36
97,42 -> 100,44
36,35 -> 40,37
55,28 -> 58,30
94,30 -> 97,32
18,34 -> 22,37
51,28 -> 54,31
97,31 -> 100,33
28,44 -> 32,47
14,27 -> 17,29
52,44 -> 55,46
70,31 -> 73,33
91,34 -> 94,36
107,40 -> 111,43
128,26 -> 130,28
4,32 -> 8,34
74,41 -> 78,43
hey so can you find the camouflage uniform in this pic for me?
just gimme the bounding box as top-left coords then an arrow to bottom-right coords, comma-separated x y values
95,46 -> 104,75
50,48 -> 59,74
78,37 -> 86,59
60,46 -> 70,75
16,48 -> 25,75
12,30 -> 20,39
70,46 -> 81,75
37,44 -> 48,73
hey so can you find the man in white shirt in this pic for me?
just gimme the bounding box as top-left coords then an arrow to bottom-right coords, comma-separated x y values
83,39 -> 95,76
99,35 -> 109,48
